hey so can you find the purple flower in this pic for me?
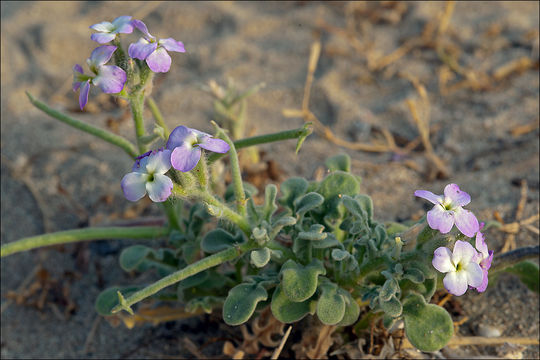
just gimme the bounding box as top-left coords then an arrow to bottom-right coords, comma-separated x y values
72,45 -> 127,110
472,224 -> 493,292
128,19 -> 185,73
121,149 -> 173,202
166,126 -> 229,172
415,183 -> 479,237
432,240 -> 483,296
90,15 -> 134,44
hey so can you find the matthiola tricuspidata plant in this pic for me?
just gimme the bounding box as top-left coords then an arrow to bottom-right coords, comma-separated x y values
3,16 -> 539,355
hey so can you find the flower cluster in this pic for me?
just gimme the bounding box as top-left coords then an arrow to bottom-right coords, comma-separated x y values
73,16 -> 185,109
415,184 -> 493,296
121,126 -> 229,202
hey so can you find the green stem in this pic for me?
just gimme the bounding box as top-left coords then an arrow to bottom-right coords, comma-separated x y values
194,189 -> 251,235
490,245 -> 540,273
147,97 -> 170,137
26,92 -> 138,159
212,122 -> 246,216
193,155 -> 209,190
112,242 -> 256,314
160,199 -> 181,231
208,125 -> 312,163
1,226 -> 169,257
129,93 -> 147,154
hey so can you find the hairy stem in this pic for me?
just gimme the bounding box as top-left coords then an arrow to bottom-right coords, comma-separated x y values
147,97 -> 170,137
129,92 -> 147,154
26,92 -> 138,158
112,242 -> 256,314
1,226 -> 170,257
212,122 -> 246,216
194,189 -> 251,235
490,245 -> 540,273
208,125 -> 310,163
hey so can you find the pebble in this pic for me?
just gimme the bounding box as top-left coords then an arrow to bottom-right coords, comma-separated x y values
477,324 -> 502,338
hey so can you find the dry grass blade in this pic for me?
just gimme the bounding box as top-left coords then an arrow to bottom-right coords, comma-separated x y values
115,306 -> 205,329
500,180 -> 531,252
510,119 -> 540,137
271,325 -> 292,360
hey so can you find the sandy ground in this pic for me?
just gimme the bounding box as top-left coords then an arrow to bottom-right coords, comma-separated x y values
1,1 -> 539,358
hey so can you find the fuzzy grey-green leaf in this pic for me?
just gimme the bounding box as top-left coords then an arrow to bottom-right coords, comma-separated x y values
251,248 -> 271,268
223,283 -> 268,326
325,153 -> 351,172
201,228 -> 242,253
316,283 -> 346,325
271,285 -> 314,323
119,245 -> 155,272
402,293 -> 453,352
281,259 -> 326,302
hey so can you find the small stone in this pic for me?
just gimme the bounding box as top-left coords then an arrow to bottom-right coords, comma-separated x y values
477,324 -> 502,338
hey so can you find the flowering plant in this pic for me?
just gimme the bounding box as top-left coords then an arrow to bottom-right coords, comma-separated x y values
2,16 -> 538,354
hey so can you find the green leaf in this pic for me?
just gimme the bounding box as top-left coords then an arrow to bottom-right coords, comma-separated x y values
251,247 -> 271,268
353,194 -> 373,222
325,154 -> 351,172
298,224 -> 327,241
402,293 -> 453,352
95,286 -> 140,316
403,268 -> 425,284
318,171 -> 360,201
504,261 -> 539,293
225,182 -> 258,203
281,259 -> 326,302
279,177 -> 309,209
312,233 -> 341,249
316,282 -> 346,325
331,249 -> 350,261
295,123 -> 313,154
380,295 -> 402,318
337,289 -> 360,326
271,285 -> 314,323
379,279 -> 399,301
223,282 -> 268,326
201,229 -> 243,253
262,184 -> 278,221
294,192 -> 324,216
119,245 -> 155,272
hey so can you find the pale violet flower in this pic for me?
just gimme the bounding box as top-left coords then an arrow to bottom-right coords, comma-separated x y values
432,240 -> 483,296
90,16 -> 134,44
415,183 -> 479,237
121,149 -> 173,203
472,224 -> 493,292
166,126 -> 229,172
128,19 -> 185,73
72,45 -> 126,110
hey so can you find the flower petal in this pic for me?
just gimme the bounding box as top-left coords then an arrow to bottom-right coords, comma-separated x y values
432,247 -> 454,273
171,145 -> 201,172
93,65 -> 126,94
121,172 -> 149,201
475,270 -> 489,292
198,137 -> 230,153
464,261 -> 483,288
128,38 -> 157,60
443,271 -> 468,296
454,208 -> 479,237
90,21 -> 114,32
78,80 -> 91,110
88,45 -> 117,67
159,38 -> 186,53
131,19 -> 154,40
145,149 -> 172,175
166,125 -> 197,149
475,231 -> 488,259
444,183 -> 471,207
91,32 -> 117,44
146,174 -> 173,202
414,190 -> 443,205
112,16 -> 133,33
427,205 -> 454,233
146,47 -> 172,73
452,240 -> 477,266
